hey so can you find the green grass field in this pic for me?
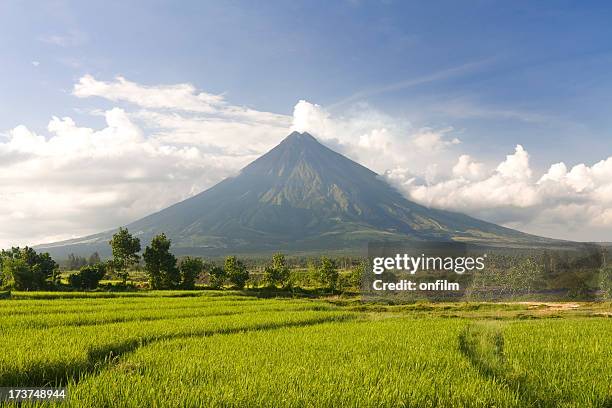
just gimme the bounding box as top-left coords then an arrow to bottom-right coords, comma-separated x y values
1,292 -> 610,407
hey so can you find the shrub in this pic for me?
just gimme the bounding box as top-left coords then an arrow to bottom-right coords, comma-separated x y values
69,264 -> 106,290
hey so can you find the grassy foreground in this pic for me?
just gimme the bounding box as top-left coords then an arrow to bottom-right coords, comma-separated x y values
0,291 -> 610,407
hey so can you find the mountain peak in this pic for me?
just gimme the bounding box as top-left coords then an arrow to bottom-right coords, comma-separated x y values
282,131 -> 318,144
37,129 -> 548,257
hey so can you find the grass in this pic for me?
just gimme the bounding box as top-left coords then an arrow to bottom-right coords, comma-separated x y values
66,319 -> 519,407
0,291 -> 609,407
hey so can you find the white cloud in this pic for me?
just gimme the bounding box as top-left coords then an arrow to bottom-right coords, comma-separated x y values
496,145 -> 532,180
3,75 -> 612,247
412,129 -> 460,151
73,75 -> 224,113
387,144 -> 612,241
0,76 -> 296,248
452,155 -> 484,180
73,75 -> 288,125
291,100 -> 462,176
0,109 -> 252,247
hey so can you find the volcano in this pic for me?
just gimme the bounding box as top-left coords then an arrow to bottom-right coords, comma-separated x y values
38,131 -> 552,257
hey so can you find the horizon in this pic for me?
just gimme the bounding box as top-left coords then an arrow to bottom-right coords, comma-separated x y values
2,1 -> 612,246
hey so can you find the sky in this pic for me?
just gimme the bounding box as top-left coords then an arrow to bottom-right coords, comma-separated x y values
1,0 -> 612,247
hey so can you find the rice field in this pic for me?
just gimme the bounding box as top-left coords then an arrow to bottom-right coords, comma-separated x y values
0,291 -> 610,407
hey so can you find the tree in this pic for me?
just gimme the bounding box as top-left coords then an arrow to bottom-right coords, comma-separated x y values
88,252 -> 101,266
598,266 -> 612,300
68,264 -> 106,290
143,233 -> 179,289
1,258 -> 31,290
0,247 -> 58,290
109,227 -> 141,285
263,253 -> 291,288
318,256 -> 338,290
225,256 -> 249,289
67,253 -> 87,270
348,260 -> 365,289
179,257 -> 203,289
208,265 -> 226,289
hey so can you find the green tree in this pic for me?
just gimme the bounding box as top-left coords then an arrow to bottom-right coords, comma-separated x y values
318,256 -> 338,290
109,227 -> 141,285
88,252 -> 101,266
349,260 -> 366,289
598,266 -> 612,300
225,256 -> 249,289
263,253 -> 291,288
179,257 -> 203,289
67,253 -> 87,270
0,247 -> 58,290
1,258 -> 31,290
143,233 -> 179,289
208,265 -> 226,289
68,263 -> 106,290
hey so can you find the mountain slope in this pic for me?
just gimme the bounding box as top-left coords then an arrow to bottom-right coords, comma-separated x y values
38,132 -> 554,257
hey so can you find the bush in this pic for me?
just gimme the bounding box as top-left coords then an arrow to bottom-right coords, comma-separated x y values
68,264 -> 106,290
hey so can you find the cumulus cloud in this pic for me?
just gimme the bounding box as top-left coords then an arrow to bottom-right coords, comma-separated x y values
0,109 -> 252,247
452,155 -> 484,180
2,86 -> 464,248
292,102 -> 612,241
291,100 -> 462,176
387,144 -> 612,241
3,76 -> 611,247
0,76 -> 295,248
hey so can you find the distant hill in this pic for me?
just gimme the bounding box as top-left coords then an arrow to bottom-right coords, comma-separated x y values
37,131 -> 557,258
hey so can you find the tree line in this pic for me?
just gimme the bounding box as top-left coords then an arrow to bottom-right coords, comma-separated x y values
0,227 -> 362,292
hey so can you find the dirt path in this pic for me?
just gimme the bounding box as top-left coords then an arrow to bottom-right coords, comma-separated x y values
514,302 -> 581,310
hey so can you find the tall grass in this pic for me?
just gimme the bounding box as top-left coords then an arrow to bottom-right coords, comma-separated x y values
0,295 -> 353,388
0,292 -> 608,407
504,319 -> 612,407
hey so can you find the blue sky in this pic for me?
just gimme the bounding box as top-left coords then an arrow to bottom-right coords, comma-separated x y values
2,1 -> 612,244
3,1 -> 612,165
